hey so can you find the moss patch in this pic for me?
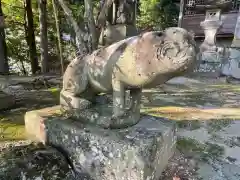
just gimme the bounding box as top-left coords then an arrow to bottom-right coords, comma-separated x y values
177,137 -> 224,162
48,88 -> 60,100
0,115 -> 25,142
0,89 -> 61,142
207,119 -> 232,132
209,84 -> 240,92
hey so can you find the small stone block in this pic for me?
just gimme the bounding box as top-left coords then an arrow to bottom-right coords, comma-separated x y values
24,106 -> 176,180
24,105 -> 61,142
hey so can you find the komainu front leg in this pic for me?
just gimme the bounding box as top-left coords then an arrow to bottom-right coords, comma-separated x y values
129,88 -> 142,118
112,79 -> 125,118
110,78 -> 142,128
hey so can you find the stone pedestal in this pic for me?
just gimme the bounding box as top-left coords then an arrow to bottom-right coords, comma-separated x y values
25,106 -> 176,180
99,24 -> 137,46
197,9 -> 223,74
231,9 -> 240,48
221,7 -> 240,79
221,48 -> 240,79
0,90 -> 15,110
197,48 -> 225,75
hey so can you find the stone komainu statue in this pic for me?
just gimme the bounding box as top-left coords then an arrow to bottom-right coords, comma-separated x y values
60,27 -> 198,129
115,0 -> 135,24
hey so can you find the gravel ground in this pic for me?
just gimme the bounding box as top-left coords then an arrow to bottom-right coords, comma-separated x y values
0,142 -> 74,180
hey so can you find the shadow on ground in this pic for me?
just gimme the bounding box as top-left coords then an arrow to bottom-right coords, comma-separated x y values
0,142 -> 73,180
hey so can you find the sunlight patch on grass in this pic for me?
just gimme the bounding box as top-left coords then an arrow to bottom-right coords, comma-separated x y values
141,106 -> 240,121
209,84 -> 240,91
0,122 -> 25,141
142,89 -> 163,93
0,113 -> 26,141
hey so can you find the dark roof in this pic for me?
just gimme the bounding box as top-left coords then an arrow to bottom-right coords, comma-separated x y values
182,12 -> 238,37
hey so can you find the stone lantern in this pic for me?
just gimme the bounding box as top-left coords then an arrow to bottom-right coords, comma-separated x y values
200,9 -> 222,52
196,1 -> 232,53
187,0 -> 232,74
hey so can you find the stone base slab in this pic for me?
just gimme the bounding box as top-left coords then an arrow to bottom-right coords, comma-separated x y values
25,106 -> 176,180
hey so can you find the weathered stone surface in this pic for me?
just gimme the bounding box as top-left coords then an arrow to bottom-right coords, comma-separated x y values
201,51 -> 220,63
221,48 -> 240,79
25,106 -> 176,180
196,61 -> 222,74
0,90 -> 15,110
61,27 -> 197,129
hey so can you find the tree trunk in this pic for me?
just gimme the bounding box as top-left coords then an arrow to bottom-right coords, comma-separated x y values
19,59 -> 27,75
52,0 -> 64,75
38,0 -> 48,73
58,0 -> 88,55
24,0 -> 39,75
84,0 -> 98,51
0,0 -> 9,74
96,0 -> 113,29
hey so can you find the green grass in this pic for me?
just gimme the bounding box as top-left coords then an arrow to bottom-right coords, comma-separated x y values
0,115 -> 25,141
0,88 -> 61,142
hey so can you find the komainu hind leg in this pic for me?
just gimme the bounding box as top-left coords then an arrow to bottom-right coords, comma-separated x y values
60,90 -> 93,111
60,63 -> 100,123
60,59 -> 92,111
60,89 -> 101,124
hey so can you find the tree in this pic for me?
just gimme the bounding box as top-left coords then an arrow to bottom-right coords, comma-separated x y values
24,0 -> 39,74
0,0 -> 9,74
52,0 -> 64,74
137,0 -> 179,30
1,0 -> 133,75
3,0 -> 36,75
57,0 -> 113,55
2,0 -> 77,75
38,0 -> 48,73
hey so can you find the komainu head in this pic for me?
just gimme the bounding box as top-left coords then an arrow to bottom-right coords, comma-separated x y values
138,27 -> 198,75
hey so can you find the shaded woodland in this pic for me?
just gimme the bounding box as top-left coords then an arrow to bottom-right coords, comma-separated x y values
0,0 -> 178,76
